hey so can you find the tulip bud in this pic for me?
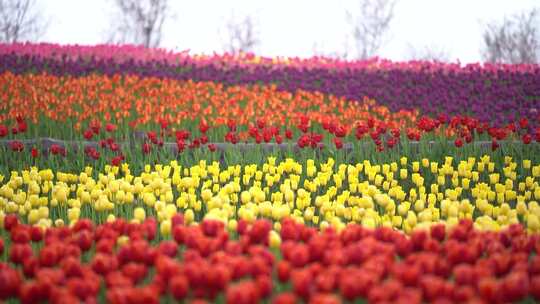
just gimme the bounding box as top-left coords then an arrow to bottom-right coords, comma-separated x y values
134,207 -> 146,222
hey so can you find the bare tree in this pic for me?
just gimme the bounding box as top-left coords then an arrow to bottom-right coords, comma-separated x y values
406,43 -> 451,62
108,0 -> 170,48
312,41 -> 349,60
222,14 -> 259,54
481,8 -> 539,64
346,0 -> 397,59
0,0 -> 48,43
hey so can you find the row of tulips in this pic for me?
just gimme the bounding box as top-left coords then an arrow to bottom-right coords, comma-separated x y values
2,214 -> 540,303
3,42 -> 540,71
0,71 -> 417,139
1,72 -> 538,152
1,43 -> 539,126
1,155 -> 539,234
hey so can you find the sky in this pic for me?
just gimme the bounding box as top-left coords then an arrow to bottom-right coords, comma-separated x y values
38,0 -> 539,63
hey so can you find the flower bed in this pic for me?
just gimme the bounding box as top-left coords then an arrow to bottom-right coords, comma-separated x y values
1,43 -> 539,303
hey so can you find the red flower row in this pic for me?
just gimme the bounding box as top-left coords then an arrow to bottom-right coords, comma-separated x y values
1,214 -> 540,303
3,112 -> 540,166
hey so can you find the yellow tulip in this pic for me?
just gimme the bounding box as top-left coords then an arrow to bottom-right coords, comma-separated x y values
269,230 -> 282,248
134,207 -> 146,222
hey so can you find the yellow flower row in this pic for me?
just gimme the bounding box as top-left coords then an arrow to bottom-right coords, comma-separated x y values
0,155 -> 539,234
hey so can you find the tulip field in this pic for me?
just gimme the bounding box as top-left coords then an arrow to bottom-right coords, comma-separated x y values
1,43 -> 540,303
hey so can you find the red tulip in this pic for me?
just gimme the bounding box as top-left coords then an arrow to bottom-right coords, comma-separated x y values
315,272 -> 336,293
199,120 -> 209,133
111,155 -> 122,166
49,287 -> 79,304
10,243 -> 33,265
212,264 -> 232,290
0,125 -> 8,137
170,213 -> 184,228
491,139 -> 499,151
31,147 -> 39,158
393,263 -> 420,286
453,264 -> 475,286
477,277 -> 501,303
89,120 -> 101,134
285,129 -> 293,139
17,120 -> 27,133
225,281 -> 260,304
122,262 -> 148,284
105,271 -> 133,289
263,129 -> 273,143
310,293 -> 341,304
66,277 -> 94,300
288,244 -> 310,268
339,274 -> 361,300
518,117 -> 529,128
227,119 -> 236,131
298,123 -> 309,133
201,220 -> 223,237
50,144 -> 66,156
397,287 -> 423,304
75,230 -> 94,251
94,239 -> 114,254
452,285 -> 475,302
21,256 -> 38,278
255,275 -> 272,298
334,125 -> 347,138
138,286 -> 160,304
105,123 -> 116,132
249,219 -> 272,244
30,226 -> 43,242
61,257 -> 84,278
92,253 -> 119,275
333,137 -> 343,149
420,275 -> 445,302
0,266 -> 21,300
83,129 -> 93,140
277,260 -> 291,283
146,131 -> 157,142
39,245 -> 60,267
280,221 -> 301,241
430,224 -> 446,242
109,142 -> 120,152
9,140 -> 24,152
19,280 -> 49,304
530,255 -> 540,275
142,142 -> 152,154
157,240 -> 178,257
501,271 -> 529,302
200,135 -> 208,144
169,275 -> 189,300
291,269 -> 312,299
531,275 -> 540,300
367,285 -> 391,303
11,226 -> 31,243
271,292 -> 297,304
256,118 -> 266,129
410,229 -> 428,251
